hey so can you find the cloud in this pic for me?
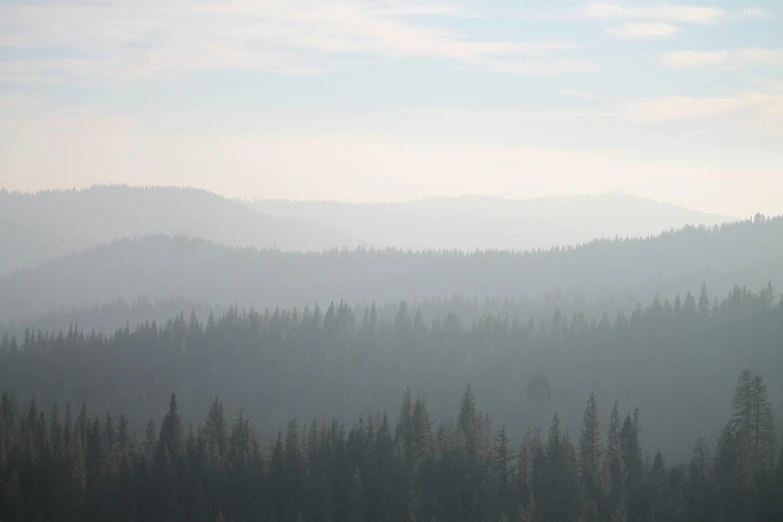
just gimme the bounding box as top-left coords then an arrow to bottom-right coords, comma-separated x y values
737,8 -> 772,19
605,22 -> 680,39
663,49 -> 783,70
478,58 -> 597,77
556,89 -> 597,99
414,85 -> 783,136
0,0 -> 590,81
618,92 -> 783,123
584,3 -> 728,24
0,92 -> 40,113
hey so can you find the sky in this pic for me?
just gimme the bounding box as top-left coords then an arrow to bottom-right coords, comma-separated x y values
0,0 -> 781,217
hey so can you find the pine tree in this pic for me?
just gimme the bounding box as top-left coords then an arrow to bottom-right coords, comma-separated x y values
206,396 -> 227,465
494,425 -> 512,485
50,402 -> 63,458
143,418 -> 157,461
649,451 -> 667,521
118,414 -> 130,451
349,467 -> 364,522
396,387 -> 413,451
457,382 -> 480,459
158,392 -> 184,458
621,415 -> 642,483
410,395 -> 432,466
682,292 -> 697,319
698,282 -> 711,319
270,430 -> 285,520
606,401 -> 624,491
730,370 -> 777,470
546,413 -> 561,459
579,393 -> 602,480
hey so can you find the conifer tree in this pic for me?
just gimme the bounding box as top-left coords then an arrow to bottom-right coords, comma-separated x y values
579,393 -> 602,481
730,370 -> 777,470
50,402 -> 63,457
349,467 -> 365,522
143,418 -> 157,461
158,393 -> 184,459
606,401 -> 624,491
494,425 -> 512,485
698,283 -> 711,319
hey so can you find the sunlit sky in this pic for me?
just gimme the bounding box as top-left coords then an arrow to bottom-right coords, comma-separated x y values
1,0 -> 781,216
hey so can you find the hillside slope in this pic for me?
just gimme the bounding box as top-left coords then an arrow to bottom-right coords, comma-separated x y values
0,186 -> 361,274
0,216 -> 780,322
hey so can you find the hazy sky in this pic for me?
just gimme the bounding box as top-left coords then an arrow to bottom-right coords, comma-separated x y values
1,0 -> 781,216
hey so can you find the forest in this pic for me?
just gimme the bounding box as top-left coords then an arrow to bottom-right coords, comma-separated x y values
1,214 -> 781,322
3,0 -> 783,514
0,369 -> 779,522
1,284 -> 780,464
0,188 -> 781,522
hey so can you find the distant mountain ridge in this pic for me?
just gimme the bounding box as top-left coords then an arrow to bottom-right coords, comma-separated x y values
0,216 -> 779,322
0,186 -> 737,277
0,185 -> 362,274
242,192 -> 735,252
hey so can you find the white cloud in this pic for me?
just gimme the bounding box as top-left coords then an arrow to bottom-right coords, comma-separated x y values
0,92 -> 39,113
415,86 -> 783,134
556,89 -> 597,99
737,8 -> 772,19
663,49 -> 783,70
618,92 -> 783,123
0,0 -> 590,81
584,3 -> 728,24
478,58 -> 597,77
605,22 -> 680,39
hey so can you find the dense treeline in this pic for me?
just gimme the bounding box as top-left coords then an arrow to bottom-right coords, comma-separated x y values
0,293 -> 627,344
1,215 -> 781,321
1,283 -> 781,461
0,373 -> 779,522
0,297 -> 226,342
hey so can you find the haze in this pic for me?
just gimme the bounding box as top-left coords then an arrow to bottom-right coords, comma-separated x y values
1,2 -> 782,522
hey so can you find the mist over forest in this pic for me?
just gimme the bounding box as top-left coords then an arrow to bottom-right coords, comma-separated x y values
1,185 -> 781,522
3,0 -> 783,516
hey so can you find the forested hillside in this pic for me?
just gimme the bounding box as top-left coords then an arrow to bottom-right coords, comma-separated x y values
0,294 -> 626,342
2,285 -> 780,463
0,186 -> 359,274
245,193 -> 732,252
0,215 -> 780,322
0,370 -> 779,522
0,297 -> 225,341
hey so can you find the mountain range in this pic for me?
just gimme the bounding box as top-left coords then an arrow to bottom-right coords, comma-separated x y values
0,186 -> 735,278
243,193 -> 734,252
0,186 -> 360,275
1,216 -> 779,323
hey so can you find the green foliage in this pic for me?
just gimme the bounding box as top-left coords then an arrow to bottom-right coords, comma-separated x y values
13,379 -> 777,522
1,286 -> 781,465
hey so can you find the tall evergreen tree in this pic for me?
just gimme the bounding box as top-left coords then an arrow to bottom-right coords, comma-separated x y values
730,370 -> 777,470
158,393 -> 184,459
579,393 -> 602,482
